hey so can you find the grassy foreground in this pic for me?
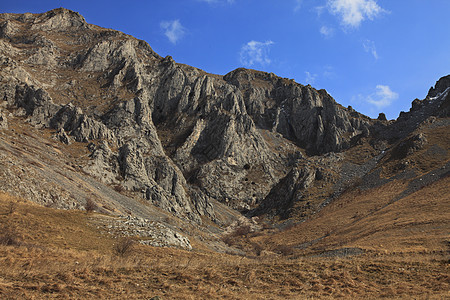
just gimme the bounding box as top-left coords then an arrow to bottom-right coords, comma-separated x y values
0,188 -> 448,299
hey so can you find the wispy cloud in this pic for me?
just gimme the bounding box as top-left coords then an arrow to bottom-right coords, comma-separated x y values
365,85 -> 398,108
326,0 -> 386,28
304,71 -> 317,84
315,5 -> 327,17
320,25 -> 334,37
240,40 -> 274,67
323,65 -> 336,79
160,20 -> 185,44
363,39 -> 378,59
294,0 -> 303,12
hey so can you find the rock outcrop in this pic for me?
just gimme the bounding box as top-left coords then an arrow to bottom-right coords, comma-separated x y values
223,68 -> 371,155
427,75 -> 450,98
0,108 -> 7,129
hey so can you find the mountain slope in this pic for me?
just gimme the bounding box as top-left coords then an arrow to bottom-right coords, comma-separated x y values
0,8 -> 376,223
0,6 -> 448,246
0,8 -> 449,299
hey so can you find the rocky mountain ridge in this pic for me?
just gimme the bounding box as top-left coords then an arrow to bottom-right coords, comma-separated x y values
0,8 -> 449,231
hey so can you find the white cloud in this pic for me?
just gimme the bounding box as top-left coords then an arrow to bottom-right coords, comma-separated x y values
160,20 -> 185,44
315,5 -> 327,17
304,71 -> 317,84
320,25 -> 334,37
363,39 -> 378,59
366,85 -> 398,108
327,0 -> 385,28
240,40 -> 274,67
294,0 -> 303,12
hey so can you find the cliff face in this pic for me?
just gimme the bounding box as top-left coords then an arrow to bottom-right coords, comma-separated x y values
0,8 -> 448,224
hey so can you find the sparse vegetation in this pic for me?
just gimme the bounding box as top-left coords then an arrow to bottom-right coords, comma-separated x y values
113,184 -> 124,193
84,198 -> 97,213
112,237 -> 135,257
6,201 -> 16,215
0,225 -> 20,246
222,224 -> 252,246
0,9 -> 448,299
274,244 -> 295,256
0,188 -> 448,299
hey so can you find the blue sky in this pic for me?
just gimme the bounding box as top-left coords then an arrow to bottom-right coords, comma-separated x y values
3,0 -> 450,119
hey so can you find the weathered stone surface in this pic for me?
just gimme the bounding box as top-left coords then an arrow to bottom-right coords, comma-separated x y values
393,133 -> 428,159
377,113 -> 387,121
223,68 -> 372,155
83,140 -> 119,184
427,75 -> 450,98
53,128 -> 72,144
0,108 -> 7,129
97,215 -> 192,250
250,165 -> 316,219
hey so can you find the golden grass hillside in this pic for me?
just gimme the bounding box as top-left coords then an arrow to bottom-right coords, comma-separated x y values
0,187 -> 449,299
261,176 -> 449,255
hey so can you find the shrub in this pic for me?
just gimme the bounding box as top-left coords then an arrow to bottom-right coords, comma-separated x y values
233,225 -> 251,236
274,244 -> 294,256
113,237 -> 135,257
250,241 -> 264,256
7,201 -> 17,215
0,226 -> 20,246
113,184 -> 124,193
221,225 -> 252,246
222,235 -> 235,246
84,199 -> 97,213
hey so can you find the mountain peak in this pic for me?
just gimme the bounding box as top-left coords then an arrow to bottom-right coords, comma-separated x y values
427,74 -> 450,98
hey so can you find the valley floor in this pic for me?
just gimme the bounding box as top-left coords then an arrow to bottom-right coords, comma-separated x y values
0,189 -> 448,299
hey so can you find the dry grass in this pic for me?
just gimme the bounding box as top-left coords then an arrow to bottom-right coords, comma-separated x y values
381,124 -> 450,177
261,176 -> 449,255
0,190 -> 448,299
112,237 -> 135,258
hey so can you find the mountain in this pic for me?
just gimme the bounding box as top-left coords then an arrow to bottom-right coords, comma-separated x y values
0,8 -> 448,299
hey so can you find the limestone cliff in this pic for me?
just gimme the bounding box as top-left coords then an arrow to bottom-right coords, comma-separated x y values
0,8 -> 448,224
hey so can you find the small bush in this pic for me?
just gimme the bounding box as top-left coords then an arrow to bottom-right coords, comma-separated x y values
113,184 -> 124,193
281,222 -> 296,232
113,237 -> 135,257
222,235 -> 235,246
233,225 -> 251,236
84,199 -> 97,213
0,226 -> 20,246
7,201 -> 17,215
41,283 -> 62,293
274,244 -> 294,256
222,225 -> 252,246
250,242 -> 264,256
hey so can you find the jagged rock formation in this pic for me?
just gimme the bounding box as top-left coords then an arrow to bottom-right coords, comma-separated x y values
370,75 -> 450,146
0,8 -> 448,226
0,108 -> 7,129
427,75 -> 450,117
223,69 -> 371,154
428,75 -> 450,98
